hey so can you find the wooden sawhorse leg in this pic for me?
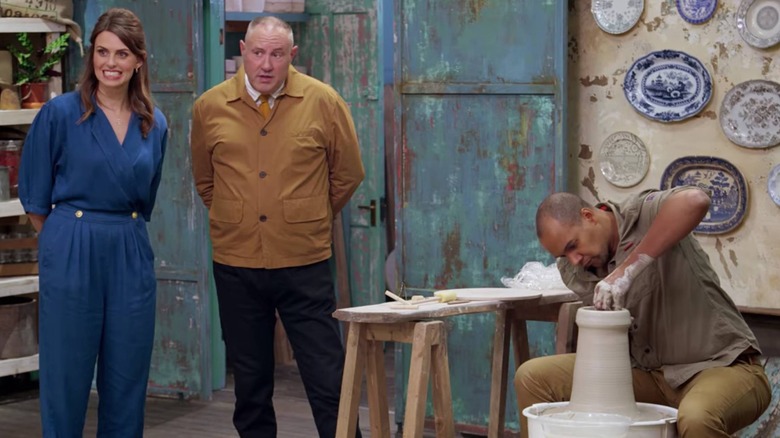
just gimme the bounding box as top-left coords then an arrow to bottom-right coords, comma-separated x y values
336,322 -> 368,438
486,300 -> 583,437
488,304 -> 533,438
335,320 -> 454,438
404,321 -> 453,438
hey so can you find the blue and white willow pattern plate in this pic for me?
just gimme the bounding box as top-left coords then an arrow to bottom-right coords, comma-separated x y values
676,0 -> 718,24
737,0 -> 780,49
660,156 -> 748,234
720,80 -> 780,149
624,50 -> 713,122
592,0 -> 644,34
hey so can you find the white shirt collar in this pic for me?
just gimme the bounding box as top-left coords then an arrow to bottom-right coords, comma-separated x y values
244,73 -> 285,107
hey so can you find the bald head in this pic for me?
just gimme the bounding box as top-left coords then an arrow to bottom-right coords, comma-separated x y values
536,192 -> 591,239
247,16 -> 294,46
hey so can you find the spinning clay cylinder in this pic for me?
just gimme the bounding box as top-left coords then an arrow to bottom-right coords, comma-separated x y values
568,307 -> 639,418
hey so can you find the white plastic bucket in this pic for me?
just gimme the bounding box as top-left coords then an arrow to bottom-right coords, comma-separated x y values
539,411 -> 631,438
524,402 -> 678,438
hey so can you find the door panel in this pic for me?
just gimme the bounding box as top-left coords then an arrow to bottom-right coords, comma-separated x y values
402,94 -> 557,288
297,0 -> 386,308
400,0 -> 559,83
395,0 -> 567,430
70,0 -> 211,399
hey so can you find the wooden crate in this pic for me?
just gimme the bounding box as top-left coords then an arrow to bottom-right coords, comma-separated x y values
0,234 -> 38,277
265,0 -> 305,13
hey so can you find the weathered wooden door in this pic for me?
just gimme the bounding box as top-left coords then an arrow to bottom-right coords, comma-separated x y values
70,0 -> 212,399
297,0 -> 387,308
395,0 -> 567,431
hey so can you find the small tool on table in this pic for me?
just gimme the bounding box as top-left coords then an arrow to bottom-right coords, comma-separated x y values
384,290 -> 459,309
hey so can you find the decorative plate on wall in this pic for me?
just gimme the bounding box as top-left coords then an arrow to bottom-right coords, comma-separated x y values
624,50 -> 712,122
592,0 -> 644,34
599,131 -> 651,188
768,164 -> 780,206
676,0 -> 718,24
737,0 -> 780,48
720,79 -> 780,149
660,156 -> 748,234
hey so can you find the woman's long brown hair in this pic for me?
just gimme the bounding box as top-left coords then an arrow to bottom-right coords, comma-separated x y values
77,8 -> 155,138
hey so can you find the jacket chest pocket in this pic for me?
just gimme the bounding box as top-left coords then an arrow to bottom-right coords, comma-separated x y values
288,135 -> 324,164
282,136 -> 327,184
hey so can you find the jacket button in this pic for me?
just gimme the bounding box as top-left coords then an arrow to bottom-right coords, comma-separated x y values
260,129 -> 267,136
259,215 -> 267,222
259,171 -> 267,178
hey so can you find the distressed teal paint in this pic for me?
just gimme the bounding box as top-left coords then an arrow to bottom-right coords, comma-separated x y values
401,0 -> 559,84
297,0 -> 387,309
402,95 -> 557,289
147,280 -> 205,397
70,0 -> 211,399
203,0 -> 227,393
394,0 -> 566,431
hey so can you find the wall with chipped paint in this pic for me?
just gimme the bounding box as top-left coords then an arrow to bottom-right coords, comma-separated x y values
569,1 -> 780,309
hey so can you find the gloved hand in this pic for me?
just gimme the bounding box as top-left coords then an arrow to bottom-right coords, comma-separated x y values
593,254 -> 655,310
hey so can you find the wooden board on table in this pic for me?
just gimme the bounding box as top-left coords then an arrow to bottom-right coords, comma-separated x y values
333,300 -> 508,323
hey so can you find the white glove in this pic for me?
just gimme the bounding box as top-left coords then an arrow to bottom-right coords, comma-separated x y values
593,254 -> 655,310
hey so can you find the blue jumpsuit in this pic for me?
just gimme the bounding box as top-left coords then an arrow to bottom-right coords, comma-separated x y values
18,91 -> 167,438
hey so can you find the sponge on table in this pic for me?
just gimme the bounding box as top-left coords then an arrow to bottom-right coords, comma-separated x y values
433,290 -> 458,302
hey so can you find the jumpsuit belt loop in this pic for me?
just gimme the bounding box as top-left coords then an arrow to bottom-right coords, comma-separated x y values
52,203 -> 140,224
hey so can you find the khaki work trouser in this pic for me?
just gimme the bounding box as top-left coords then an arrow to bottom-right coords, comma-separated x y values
514,354 -> 771,438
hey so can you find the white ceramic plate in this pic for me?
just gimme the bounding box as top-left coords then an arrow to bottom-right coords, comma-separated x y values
592,0 -> 644,34
720,79 -> 780,149
676,0 -> 718,24
768,164 -> 780,206
599,131 -> 650,188
623,50 -> 712,122
435,288 -> 543,301
737,0 -> 780,48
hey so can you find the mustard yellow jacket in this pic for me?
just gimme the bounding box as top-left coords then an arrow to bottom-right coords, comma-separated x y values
190,66 -> 365,268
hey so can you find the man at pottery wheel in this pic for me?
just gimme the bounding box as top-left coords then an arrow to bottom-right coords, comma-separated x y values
514,187 -> 770,437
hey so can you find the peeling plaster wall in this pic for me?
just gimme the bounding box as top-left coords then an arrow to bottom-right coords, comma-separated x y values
568,1 -> 780,308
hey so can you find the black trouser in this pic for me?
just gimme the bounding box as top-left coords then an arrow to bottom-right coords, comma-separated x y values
213,259 -> 359,438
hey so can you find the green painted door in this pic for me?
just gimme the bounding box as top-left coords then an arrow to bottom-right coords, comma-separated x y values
70,0 -> 213,399
297,0 -> 387,308
394,0 -> 568,432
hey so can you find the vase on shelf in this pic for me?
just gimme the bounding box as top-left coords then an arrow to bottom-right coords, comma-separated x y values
19,82 -> 48,109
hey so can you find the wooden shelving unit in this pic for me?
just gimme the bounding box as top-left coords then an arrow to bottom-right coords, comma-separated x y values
0,17 -> 61,378
0,109 -> 39,126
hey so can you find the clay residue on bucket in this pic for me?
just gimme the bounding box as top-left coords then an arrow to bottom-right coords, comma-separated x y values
541,403 -> 673,422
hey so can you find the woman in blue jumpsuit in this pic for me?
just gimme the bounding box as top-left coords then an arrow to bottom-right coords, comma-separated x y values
18,8 -> 167,437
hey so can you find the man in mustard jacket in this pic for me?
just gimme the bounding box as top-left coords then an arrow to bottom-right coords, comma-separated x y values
190,16 -> 364,438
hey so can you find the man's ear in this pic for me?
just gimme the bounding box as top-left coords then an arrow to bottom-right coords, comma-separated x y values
580,207 -> 596,223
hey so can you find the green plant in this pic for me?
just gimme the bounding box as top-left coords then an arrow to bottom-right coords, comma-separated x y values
8,32 -> 69,86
